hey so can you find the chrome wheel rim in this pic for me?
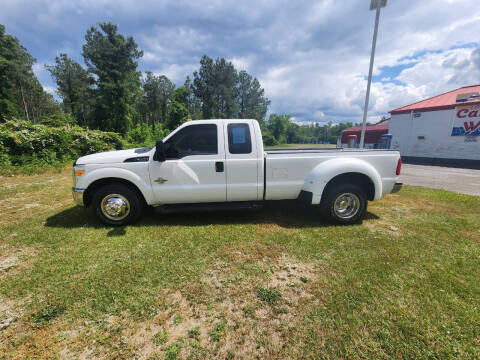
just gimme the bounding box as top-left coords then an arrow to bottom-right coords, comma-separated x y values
100,194 -> 130,221
333,193 -> 360,220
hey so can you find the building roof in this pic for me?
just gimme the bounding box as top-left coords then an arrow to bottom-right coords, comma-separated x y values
390,85 -> 480,115
340,124 -> 389,144
375,117 -> 390,125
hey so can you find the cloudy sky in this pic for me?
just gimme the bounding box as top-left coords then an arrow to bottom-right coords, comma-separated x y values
1,0 -> 480,124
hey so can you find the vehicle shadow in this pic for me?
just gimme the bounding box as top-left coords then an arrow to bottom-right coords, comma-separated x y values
44,203 -> 380,231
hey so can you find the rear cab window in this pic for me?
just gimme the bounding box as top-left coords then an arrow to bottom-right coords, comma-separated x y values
227,123 -> 252,154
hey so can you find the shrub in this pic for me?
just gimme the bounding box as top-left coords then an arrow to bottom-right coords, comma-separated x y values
39,113 -> 76,127
263,133 -> 278,146
0,141 -> 11,167
125,122 -> 170,148
0,119 -> 124,167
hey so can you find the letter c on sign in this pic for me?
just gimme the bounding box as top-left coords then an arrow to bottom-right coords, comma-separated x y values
457,109 -> 468,118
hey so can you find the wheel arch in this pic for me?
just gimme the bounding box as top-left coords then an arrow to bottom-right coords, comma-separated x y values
83,178 -> 147,207
302,158 -> 382,203
321,172 -> 375,202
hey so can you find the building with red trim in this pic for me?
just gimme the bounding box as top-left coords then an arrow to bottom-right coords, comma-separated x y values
389,85 -> 480,168
340,123 -> 389,147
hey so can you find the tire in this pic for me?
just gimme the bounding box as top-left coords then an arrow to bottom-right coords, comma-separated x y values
320,183 -> 367,224
92,183 -> 144,226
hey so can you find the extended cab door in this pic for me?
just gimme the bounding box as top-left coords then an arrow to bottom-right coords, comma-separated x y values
148,122 -> 226,204
224,121 -> 262,201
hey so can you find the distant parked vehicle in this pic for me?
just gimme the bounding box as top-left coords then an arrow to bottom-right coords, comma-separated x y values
72,119 -> 402,226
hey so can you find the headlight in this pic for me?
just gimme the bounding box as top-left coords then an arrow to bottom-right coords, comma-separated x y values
73,165 -> 85,176
73,165 -> 86,185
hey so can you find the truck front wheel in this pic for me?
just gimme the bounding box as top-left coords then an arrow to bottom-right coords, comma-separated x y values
320,183 -> 367,224
92,183 -> 144,226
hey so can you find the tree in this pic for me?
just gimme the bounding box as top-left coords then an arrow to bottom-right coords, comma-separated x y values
237,70 -> 270,121
141,71 -> 174,128
193,55 -> 238,119
192,55 -> 270,121
46,53 -> 92,126
165,87 -> 190,130
267,114 -> 292,142
0,24 -> 59,122
82,22 -> 143,134
183,76 -> 202,119
0,25 -> 21,119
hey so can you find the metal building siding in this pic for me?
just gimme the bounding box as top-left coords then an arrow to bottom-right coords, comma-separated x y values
390,109 -> 480,161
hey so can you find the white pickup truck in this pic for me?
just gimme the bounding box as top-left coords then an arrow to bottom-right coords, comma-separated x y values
72,119 -> 402,226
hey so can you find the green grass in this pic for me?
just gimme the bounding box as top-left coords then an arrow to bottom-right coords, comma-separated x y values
0,160 -> 72,176
153,330 -> 168,346
257,286 -> 281,305
0,168 -> 479,359
164,343 -> 181,360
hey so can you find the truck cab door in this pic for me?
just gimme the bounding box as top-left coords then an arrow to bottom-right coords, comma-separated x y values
224,121 -> 262,201
148,122 -> 226,204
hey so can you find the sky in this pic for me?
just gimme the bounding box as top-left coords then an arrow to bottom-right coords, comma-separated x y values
1,0 -> 480,125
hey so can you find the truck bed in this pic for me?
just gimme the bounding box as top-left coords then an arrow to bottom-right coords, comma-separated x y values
264,148 -> 399,201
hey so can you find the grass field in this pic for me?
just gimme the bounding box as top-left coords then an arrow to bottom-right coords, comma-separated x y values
0,167 -> 479,359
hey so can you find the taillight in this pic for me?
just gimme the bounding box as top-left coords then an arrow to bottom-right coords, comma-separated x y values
396,157 -> 402,175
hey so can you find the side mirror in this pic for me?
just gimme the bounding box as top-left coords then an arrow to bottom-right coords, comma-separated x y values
153,140 -> 166,162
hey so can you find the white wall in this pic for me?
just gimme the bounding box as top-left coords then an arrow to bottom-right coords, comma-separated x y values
390,113 -> 412,156
390,109 -> 480,160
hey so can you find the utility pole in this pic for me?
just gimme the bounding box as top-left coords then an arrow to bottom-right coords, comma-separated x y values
360,0 -> 387,148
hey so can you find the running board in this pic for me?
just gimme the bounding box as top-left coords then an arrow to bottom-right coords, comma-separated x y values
154,201 -> 263,214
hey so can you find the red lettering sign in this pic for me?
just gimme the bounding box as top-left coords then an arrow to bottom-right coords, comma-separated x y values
457,109 -> 469,118
464,121 -> 480,132
468,110 -> 479,118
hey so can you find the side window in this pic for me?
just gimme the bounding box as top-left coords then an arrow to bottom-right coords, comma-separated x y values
228,123 -> 252,154
165,124 -> 218,158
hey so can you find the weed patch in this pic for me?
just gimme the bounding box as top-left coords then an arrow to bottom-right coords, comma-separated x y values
153,330 -> 168,346
164,342 -> 181,360
31,305 -> 65,324
257,287 -> 281,305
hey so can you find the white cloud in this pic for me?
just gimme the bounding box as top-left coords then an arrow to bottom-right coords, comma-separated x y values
230,56 -> 254,72
153,63 -> 198,84
396,48 -> 480,94
43,86 -> 57,95
2,0 -> 480,123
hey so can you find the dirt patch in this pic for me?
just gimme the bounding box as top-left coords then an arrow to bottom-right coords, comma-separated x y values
58,346 -> 95,360
268,255 -> 316,304
0,298 -> 18,331
54,255 -> 324,359
0,295 -> 27,334
0,245 -> 37,278
364,204 -> 410,236
115,255 -> 322,359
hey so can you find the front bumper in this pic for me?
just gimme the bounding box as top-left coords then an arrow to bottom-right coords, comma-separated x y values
72,187 -> 85,206
392,182 -> 403,193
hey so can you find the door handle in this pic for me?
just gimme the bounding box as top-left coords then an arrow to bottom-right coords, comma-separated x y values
215,161 -> 224,172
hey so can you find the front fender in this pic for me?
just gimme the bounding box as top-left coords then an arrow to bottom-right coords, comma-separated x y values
76,166 -> 155,205
302,158 -> 382,204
